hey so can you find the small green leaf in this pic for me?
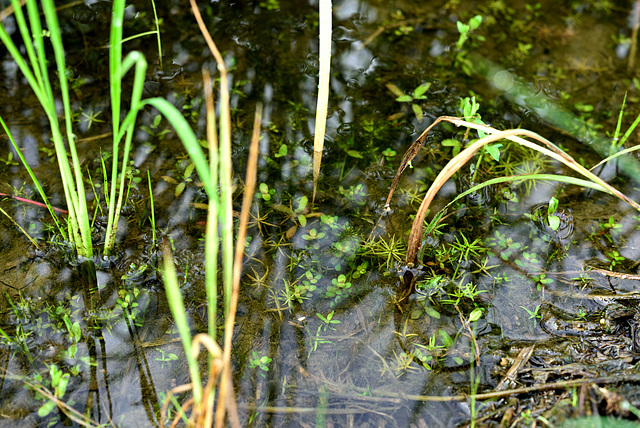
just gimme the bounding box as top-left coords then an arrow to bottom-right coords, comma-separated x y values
485,143 -> 502,161
184,162 -> 195,179
469,15 -> 482,29
413,83 -> 431,98
575,102 -> 594,112
439,329 -> 453,347
396,95 -> 413,103
385,83 -> 405,98
298,214 -> 307,227
412,104 -> 423,122
346,150 -> 363,158
38,400 -> 56,417
468,308 -> 483,322
547,214 -> 560,231
548,197 -> 559,214
175,182 -> 186,197
298,195 -> 308,212
275,145 -> 287,158
442,139 -> 461,156
425,306 -> 441,319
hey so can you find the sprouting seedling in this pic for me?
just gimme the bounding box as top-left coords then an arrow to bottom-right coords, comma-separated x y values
526,196 -> 561,231
386,82 -> 431,123
456,15 -> 483,50
546,197 -> 560,231
454,15 -> 484,75
520,304 -> 541,323
317,311 -> 340,331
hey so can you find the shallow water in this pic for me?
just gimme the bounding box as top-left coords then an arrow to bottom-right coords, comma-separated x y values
1,0 -> 640,426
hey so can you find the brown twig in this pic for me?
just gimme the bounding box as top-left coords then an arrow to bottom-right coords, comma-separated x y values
496,346 -> 535,391
239,374 -> 640,409
361,18 -> 439,47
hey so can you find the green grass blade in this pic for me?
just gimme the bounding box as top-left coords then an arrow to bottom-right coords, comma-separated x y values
104,0 -> 126,255
0,115 -> 67,240
612,92 -> 627,150
204,73 -> 220,341
150,0 -> 163,68
122,30 -> 158,44
591,144 -> 640,171
7,0 -> 43,95
147,171 -> 157,249
42,0 -> 92,258
443,173 -> 609,215
162,247 -> 202,404
141,98 -> 213,197
104,51 -> 148,254
0,0 -> 91,255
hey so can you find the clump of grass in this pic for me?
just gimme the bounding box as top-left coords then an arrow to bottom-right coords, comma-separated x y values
0,0 -> 169,258
0,0 -> 93,257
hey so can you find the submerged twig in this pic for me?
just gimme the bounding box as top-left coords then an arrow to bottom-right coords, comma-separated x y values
496,346 -> 535,391
240,373 -> 640,408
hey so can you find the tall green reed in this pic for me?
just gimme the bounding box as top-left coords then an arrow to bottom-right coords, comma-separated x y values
0,0 -> 184,258
0,0 -> 93,257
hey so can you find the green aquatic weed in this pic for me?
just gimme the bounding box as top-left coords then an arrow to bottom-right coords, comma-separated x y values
249,351 -> 272,378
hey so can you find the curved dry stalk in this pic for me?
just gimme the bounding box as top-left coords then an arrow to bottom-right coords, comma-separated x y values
379,116 -> 640,266
191,333 -> 224,428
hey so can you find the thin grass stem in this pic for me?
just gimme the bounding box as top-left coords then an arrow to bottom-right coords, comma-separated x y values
0,206 -> 40,249
203,68 -> 220,342
150,0 -> 163,68
147,170 -> 157,249
161,245 -> 202,404
0,116 -> 66,239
